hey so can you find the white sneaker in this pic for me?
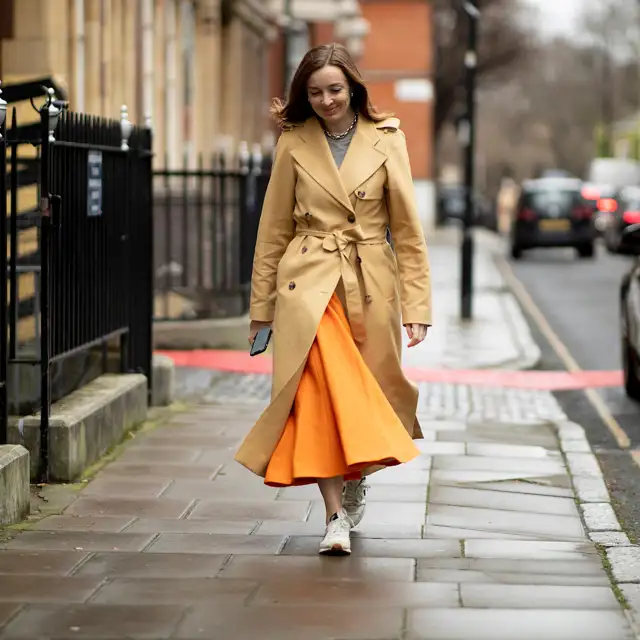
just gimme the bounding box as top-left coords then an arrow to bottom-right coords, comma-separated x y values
342,478 -> 369,527
319,509 -> 353,555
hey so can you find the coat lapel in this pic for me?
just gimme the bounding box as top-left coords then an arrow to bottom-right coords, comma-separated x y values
290,118 -> 353,213
340,118 -> 388,197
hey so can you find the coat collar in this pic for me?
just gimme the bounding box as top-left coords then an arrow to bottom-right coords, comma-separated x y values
290,117 -> 388,213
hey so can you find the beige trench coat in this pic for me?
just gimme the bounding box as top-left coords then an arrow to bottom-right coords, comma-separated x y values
234,116 -> 432,477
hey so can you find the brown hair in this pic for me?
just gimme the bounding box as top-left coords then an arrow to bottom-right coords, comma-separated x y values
270,43 -> 392,129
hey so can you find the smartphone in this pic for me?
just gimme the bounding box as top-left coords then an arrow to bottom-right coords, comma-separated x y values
250,326 -> 272,357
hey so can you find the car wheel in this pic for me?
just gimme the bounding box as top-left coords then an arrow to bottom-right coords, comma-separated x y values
577,243 -> 595,259
511,245 -> 522,260
622,312 -> 640,401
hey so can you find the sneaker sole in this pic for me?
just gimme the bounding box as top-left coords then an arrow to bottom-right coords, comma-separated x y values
319,544 -> 351,556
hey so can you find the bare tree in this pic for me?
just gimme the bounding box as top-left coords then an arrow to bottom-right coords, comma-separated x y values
433,0 -> 532,137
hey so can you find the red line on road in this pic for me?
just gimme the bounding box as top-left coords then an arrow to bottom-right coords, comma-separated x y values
156,349 -> 624,391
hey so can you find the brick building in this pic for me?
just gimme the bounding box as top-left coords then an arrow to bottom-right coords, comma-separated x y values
360,0 -> 435,231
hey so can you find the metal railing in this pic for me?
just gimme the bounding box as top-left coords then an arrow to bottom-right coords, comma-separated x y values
153,146 -> 272,320
0,88 -> 153,482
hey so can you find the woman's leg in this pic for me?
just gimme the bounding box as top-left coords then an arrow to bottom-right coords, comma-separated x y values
317,476 -> 344,522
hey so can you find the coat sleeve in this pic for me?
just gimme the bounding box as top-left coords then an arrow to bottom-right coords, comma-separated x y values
249,132 -> 297,322
385,128 -> 433,326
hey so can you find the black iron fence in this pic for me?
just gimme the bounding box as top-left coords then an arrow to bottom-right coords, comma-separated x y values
153,148 -> 271,320
0,88 -> 153,482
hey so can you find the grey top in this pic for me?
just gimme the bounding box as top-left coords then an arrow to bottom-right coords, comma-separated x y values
326,126 -> 356,168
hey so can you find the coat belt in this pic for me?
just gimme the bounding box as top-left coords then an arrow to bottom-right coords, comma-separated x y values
295,226 -> 386,343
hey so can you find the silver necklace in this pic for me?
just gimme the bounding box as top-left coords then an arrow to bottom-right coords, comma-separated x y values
324,113 -> 358,140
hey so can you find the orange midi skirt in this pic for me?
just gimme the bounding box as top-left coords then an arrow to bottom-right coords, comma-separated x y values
264,293 -> 420,487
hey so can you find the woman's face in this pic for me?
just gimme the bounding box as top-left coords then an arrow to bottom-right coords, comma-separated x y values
307,65 -> 352,126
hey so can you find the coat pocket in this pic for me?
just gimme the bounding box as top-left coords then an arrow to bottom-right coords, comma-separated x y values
353,172 -> 386,201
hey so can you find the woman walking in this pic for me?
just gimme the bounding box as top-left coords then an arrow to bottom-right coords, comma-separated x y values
235,43 -> 432,555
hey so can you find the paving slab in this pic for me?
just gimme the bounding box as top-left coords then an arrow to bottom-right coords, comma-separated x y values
0,368 -> 634,639
0,551 -> 91,575
187,498 -> 311,521
436,425 -> 559,449
146,533 -> 287,555
79,477 -> 173,499
98,462 -> 221,480
72,552 -> 229,578
460,583 -> 620,609
406,609 -> 633,640
174,605 -> 405,640
2,531 -> 156,553
1,604 -> 186,639
429,485 -> 579,516
422,524 -> 531,540
0,575 -> 105,603
432,455 -> 566,475
465,539 -> 599,560
122,517 -> 258,535
89,577 -> 257,605
0,603 -> 21,629
252,580 -> 459,607
29,515 -> 136,533
427,504 -> 585,541
64,496 -> 195,519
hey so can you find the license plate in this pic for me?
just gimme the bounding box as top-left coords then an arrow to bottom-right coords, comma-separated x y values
539,219 -> 570,232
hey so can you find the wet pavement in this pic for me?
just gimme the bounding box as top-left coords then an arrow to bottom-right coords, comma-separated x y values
0,395 -> 635,639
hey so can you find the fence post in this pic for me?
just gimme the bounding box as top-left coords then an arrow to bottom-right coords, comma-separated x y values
120,105 -> 133,372
238,142 -> 251,310
38,89 -> 62,483
0,82 -> 7,446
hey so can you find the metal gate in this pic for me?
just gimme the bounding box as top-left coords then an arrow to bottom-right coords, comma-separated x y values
0,86 -> 153,483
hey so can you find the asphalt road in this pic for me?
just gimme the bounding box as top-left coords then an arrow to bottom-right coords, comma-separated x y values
511,242 -> 640,542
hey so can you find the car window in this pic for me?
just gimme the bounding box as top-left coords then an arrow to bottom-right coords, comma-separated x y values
524,189 -> 581,209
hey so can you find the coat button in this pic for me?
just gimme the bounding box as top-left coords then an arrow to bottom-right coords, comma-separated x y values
357,190 -> 366,198
364,295 -> 372,304
356,256 -> 362,264
301,247 -> 308,254
288,281 -> 296,290
347,214 -> 356,223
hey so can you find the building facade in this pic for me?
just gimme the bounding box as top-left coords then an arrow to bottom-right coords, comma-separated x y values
0,0 -> 368,166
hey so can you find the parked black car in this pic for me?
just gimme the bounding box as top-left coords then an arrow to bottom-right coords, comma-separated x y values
510,178 -> 596,260
604,186 -> 640,254
437,185 -> 497,231
619,224 -> 640,400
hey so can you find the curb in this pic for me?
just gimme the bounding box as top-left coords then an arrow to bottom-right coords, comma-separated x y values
556,418 -> 640,637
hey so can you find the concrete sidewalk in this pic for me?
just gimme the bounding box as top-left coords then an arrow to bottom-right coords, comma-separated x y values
0,395 -> 634,639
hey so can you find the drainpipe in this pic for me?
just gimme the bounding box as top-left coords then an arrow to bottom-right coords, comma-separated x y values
141,0 -> 154,126
165,0 -> 178,167
74,0 -> 85,111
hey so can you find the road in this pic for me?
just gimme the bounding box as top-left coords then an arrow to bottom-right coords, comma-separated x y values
510,242 -> 640,542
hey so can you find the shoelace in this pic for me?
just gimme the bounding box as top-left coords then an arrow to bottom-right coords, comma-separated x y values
327,513 -> 352,535
343,479 -> 368,509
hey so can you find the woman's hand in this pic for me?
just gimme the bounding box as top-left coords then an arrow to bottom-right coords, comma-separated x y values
404,323 -> 428,348
248,320 -> 272,346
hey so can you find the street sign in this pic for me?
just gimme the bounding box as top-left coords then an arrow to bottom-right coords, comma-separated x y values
87,150 -> 103,217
